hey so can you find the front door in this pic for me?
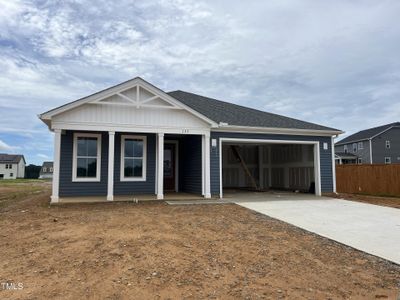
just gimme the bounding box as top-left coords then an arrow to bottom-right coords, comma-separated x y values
164,143 -> 176,191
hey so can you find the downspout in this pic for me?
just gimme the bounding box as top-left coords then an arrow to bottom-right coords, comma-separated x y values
369,138 -> 373,164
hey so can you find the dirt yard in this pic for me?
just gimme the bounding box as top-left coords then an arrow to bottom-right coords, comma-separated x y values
0,181 -> 399,299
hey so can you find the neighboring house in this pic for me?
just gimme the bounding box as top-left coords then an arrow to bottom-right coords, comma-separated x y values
0,154 -> 26,179
335,122 -> 400,164
39,77 -> 342,203
39,161 -> 53,179
334,152 -> 358,165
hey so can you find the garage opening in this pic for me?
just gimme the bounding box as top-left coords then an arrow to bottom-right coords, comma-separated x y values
220,140 -> 320,197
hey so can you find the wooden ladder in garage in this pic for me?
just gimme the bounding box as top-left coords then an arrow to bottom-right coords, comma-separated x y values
230,145 -> 259,190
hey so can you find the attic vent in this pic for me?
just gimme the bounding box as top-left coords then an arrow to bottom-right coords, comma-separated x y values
219,122 -> 229,126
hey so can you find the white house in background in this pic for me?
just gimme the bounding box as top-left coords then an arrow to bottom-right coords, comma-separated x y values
0,154 -> 26,179
39,161 -> 53,179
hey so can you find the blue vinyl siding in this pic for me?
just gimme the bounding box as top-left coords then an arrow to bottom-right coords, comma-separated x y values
58,130 -> 333,198
59,131 -> 201,197
114,133 -> 156,195
59,131 -> 108,197
210,132 -> 333,195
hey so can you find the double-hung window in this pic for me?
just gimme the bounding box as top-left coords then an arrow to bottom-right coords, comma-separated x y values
121,135 -> 146,181
73,133 -> 102,182
358,142 -> 363,150
352,143 -> 357,153
386,140 -> 390,149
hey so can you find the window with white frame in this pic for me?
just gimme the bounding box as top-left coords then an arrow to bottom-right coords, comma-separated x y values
43,167 -> 47,172
10,172 -> 13,177
385,157 -> 391,164
121,135 -> 146,181
352,143 -> 357,152
358,141 -> 363,149
385,140 -> 390,149
344,145 -> 348,153
358,158 -> 362,164
72,133 -> 102,181
50,167 -> 53,172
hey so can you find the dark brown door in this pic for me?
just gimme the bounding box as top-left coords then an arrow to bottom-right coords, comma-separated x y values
164,143 -> 176,191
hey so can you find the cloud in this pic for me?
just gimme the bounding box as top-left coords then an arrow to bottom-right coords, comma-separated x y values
0,139 -> 19,152
0,0 -> 399,163
37,153 -> 51,160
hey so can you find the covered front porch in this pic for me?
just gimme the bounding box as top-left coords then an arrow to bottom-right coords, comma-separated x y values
57,192 -> 210,204
51,130 -> 212,203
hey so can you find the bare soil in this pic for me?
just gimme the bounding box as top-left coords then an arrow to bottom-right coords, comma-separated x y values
332,193 -> 400,209
0,181 -> 399,299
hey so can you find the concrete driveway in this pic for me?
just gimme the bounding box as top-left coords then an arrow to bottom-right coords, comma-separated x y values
233,192 -> 400,265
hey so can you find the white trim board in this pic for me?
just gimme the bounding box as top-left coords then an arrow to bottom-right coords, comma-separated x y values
72,132 -> 102,182
51,121 -> 211,136
218,138 -> 322,198
120,135 -> 147,182
214,125 -> 343,137
331,136 -> 337,193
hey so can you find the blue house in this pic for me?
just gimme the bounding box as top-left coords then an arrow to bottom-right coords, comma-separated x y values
39,77 -> 342,203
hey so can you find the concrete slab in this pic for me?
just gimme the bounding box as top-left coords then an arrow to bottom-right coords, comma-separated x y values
166,199 -> 229,205
234,194 -> 400,265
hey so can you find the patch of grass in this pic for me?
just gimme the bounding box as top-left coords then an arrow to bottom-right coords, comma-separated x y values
0,179 -> 47,186
0,180 -> 50,209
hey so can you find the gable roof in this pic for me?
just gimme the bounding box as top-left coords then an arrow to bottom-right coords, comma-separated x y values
0,154 -> 25,164
336,122 -> 400,145
39,77 -> 218,127
39,77 -> 342,135
41,161 -> 53,168
168,90 -> 340,132
40,161 -> 53,174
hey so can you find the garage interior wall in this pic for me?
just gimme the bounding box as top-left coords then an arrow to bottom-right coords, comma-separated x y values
222,144 -> 314,191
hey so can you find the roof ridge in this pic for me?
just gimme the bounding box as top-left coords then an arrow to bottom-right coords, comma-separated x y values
169,90 -> 281,115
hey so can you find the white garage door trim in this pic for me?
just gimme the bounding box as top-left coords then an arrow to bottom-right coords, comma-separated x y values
219,138 -> 321,198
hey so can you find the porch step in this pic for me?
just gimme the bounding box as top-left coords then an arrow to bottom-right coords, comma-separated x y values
165,199 -> 230,205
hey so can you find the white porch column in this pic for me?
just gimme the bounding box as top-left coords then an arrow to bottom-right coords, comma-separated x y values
107,131 -> 115,201
204,133 -> 211,198
157,133 -> 164,200
331,136 -> 337,194
51,129 -> 61,203
314,143 -> 322,196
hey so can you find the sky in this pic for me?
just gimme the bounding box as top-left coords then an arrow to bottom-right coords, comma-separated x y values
0,0 -> 399,165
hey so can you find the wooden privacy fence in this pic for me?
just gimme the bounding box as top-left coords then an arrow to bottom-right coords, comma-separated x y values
336,164 -> 400,197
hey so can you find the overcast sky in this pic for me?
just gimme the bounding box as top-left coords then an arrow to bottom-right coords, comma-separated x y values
0,0 -> 399,165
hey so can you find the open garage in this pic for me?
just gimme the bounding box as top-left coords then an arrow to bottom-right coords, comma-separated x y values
219,138 -> 321,197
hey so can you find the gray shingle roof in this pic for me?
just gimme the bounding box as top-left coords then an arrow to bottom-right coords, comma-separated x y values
168,90 -> 340,131
0,154 -> 24,164
335,152 -> 358,158
42,161 -> 53,169
40,161 -> 53,174
336,122 -> 400,145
